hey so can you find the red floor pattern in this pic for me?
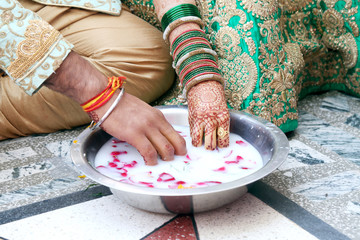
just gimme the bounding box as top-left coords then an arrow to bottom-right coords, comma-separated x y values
143,215 -> 198,240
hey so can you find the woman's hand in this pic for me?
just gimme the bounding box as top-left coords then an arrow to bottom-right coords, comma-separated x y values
187,80 -> 230,150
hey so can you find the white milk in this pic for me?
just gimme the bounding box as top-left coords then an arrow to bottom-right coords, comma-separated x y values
94,125 -> 263,189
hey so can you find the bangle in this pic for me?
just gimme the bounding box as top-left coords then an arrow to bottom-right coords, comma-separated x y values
173,48 -> 218,69
179,61 -> 218,80
161,4 -> 201,31
182,66 -> 221,83
89,87 -> 125,130
185,74 -> 225,94
177,53 -> 217,73
81,76 -> 125,112
171,29 -> 206,47
171,36 -> 208,56
173,42 -> 211,63
163,16 -> 205,43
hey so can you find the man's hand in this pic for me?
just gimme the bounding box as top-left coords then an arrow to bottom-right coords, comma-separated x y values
45,51 -> 187,165
187,80 -> 230,150
94,91 -> 187,165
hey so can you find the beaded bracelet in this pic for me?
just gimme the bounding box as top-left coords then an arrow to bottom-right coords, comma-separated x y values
81,76 -> 125,112
161,4 -> 201,31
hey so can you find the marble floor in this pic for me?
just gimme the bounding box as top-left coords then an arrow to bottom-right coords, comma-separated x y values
0,91 -> 359,240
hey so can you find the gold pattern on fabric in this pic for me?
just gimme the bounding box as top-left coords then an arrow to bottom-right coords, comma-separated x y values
124,0 -> 161,29
195,0 -> 214,27
322,32 -> 358,69
7,20 -> 60,79
280,10 -> 326,57
339,2 -> 359,37
214,26 -> 241,60
31,0 -> 121,15
244,15 -> 299,126
239,0 -> 279,20
346,68 -> 360,95
278,0 -> 315,13
283,43 -> 305,77
220,53 -> 258,109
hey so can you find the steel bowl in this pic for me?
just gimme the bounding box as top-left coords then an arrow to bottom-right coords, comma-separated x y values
71,106 -> 289,214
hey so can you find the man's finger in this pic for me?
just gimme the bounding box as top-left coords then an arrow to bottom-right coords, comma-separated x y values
160,125 -> 187,156
147,131 -> 175,162
128,136 -> 158,166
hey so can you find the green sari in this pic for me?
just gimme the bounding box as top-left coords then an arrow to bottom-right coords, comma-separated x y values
123,0 -> 360,133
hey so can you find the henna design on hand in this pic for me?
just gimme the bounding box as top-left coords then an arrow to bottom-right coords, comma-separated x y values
187,80 -> 230,150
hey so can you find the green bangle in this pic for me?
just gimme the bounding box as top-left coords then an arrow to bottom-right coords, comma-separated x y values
174,43 -> 211,65
171,30 -> 207,54
179,53 -> 217,72
161,4 -> 201,31
182,66 -> 221,83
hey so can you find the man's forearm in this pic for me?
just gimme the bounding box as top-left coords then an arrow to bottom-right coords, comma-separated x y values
44,51 -> 107,104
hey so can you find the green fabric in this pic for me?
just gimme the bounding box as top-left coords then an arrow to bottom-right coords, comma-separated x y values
122,0 -> 360,133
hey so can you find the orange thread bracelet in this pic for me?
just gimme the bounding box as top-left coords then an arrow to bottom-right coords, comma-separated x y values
81,76 -> 126,112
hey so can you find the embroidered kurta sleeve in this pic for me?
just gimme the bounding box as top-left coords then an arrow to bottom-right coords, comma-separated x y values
0,0 -> 73,95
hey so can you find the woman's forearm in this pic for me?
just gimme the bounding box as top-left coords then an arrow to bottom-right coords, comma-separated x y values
153,0 -> 200,44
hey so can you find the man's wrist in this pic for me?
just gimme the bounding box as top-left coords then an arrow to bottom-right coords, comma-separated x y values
44,51 -> 108,104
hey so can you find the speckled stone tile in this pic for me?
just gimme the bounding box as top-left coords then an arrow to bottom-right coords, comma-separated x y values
195,193 -> 318,240
261,91 -> 360,240
143,215 -> 197,240
0,127 -> 94,211
0,195 -> 174,240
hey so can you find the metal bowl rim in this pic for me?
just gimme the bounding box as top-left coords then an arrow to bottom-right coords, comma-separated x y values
71,105 -> 289,196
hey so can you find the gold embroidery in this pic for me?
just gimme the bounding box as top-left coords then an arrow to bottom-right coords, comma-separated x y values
283,43 -> 305,77
239,0 -> 279,20
220,53 -> 258,109
346,69 -> 360,95
124,0 -> 161,30
270,68 -> 294,94
278,0 -> 315,13
1,10 -> 14,24
7,20 -> 60,79
323,8 -> 346,36
214,26 -> 241,60
322,32 -> 358,69
195,0 -> 215,28
31,0 -> 121,15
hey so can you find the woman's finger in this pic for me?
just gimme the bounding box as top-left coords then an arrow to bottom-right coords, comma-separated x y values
217,122 -> 230,148
190,119 -> 205,147
204,121 -> 217,150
